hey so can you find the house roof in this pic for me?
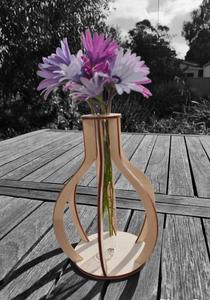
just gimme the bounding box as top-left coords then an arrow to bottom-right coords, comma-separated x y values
180,60 -> 201,67
203,61 -> 210,67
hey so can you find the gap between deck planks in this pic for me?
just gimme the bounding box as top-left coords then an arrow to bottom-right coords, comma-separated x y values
0,180 -> 210,218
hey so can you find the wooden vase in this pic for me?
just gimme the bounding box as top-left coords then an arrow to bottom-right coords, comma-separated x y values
53,113 -> 158,279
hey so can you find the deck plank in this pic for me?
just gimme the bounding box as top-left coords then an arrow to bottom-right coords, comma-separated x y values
0,133 -> 81,178
46,209 -> 131,300
0,129 -> 47,147
1,136 -> 83,181
21,142 -> 84,182
0,202 -> 55,281
168,136 -> 194,196
185,136 -> 210,197
0,196 -> 42,239
1,183 -> 210,217
103,212 -> 164,300
44,152 -> 85,184
115,134 -> 157,190
161,134 -> 210,299
0,131 -> 68,164
199,135 -> 210,160
161,215 -> 210,300
78,134 -> 131,187
0,205 -> 97,300
145,135 -> 170,194
88,135 -> 143,187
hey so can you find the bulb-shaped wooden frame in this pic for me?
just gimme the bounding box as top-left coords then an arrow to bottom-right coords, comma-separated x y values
53,114 -> 158,279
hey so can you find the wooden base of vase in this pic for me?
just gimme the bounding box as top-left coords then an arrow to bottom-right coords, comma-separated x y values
75,231 -> 145,279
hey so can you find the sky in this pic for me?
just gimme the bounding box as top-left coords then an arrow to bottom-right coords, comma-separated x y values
107,0 -> 203,59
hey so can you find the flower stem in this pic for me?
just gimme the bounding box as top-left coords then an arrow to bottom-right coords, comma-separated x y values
102,119 -> 116,237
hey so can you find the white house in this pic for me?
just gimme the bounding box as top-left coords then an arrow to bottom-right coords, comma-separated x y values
179,60 -> 203,77
179,60 -> 210,96
203,61 -> 210,77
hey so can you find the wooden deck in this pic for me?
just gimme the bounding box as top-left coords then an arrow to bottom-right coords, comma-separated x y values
0,129 -> 210,299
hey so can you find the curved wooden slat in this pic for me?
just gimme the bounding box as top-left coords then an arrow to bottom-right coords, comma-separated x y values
53,114 -> 158,274
53,119 -> 97,262
108,117 -> 158,266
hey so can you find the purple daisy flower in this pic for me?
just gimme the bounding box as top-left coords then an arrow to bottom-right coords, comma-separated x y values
99,48 -> 152,96
56,50 -> 85,83
37,38 -> 71,99
81,30 -> 119,65
64,72 -> 104,101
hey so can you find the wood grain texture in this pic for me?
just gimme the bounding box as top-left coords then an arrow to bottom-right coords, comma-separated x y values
185,136 -> 210,197
1,184 -> 210,217
145,135 -> 170,194
0,205 -> 97,300
0,131 -> 66,165
0,196 -> 42,239
88,135 -> 143,188
78,134 -> 132,187
0,202 -> 55,281
1,136 -> 83,181
0,133 -> 80,178
43,152 -> 85,184
103,212 -> 164,300
168,136 -> 194,196
161,214 -> 210,300
0,179 -> 64,191
46,209 -> 131,300
202,218 -> 210,258
199,135 -> 210,160
22,142 -> 84,182
1,180 -> 210,208
45,134 -> 131,185
0,129 -> 47,147
115,135 -> 157,190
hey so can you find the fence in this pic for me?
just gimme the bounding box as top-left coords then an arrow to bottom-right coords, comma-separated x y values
186,77 -> 210,97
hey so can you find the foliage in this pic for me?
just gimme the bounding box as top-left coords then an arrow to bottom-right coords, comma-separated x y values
124,20 -> 182,83
182,0 -> 210,65
0,0 -> 120,138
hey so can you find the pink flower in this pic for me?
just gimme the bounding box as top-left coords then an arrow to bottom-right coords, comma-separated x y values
81,30 -> 119,64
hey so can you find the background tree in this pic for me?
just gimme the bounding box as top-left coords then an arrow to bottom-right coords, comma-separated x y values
124,20 -> 180,83
115,20 -> 186,119
182,0 -> 210,65
0,0 -> 120,137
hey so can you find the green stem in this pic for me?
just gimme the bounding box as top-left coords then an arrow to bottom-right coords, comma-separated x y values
102,119 -> 116,237
105,87 -> 117,114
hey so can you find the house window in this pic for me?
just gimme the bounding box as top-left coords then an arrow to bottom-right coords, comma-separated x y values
198,69 -> 203,77
186,73 -> 194,77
